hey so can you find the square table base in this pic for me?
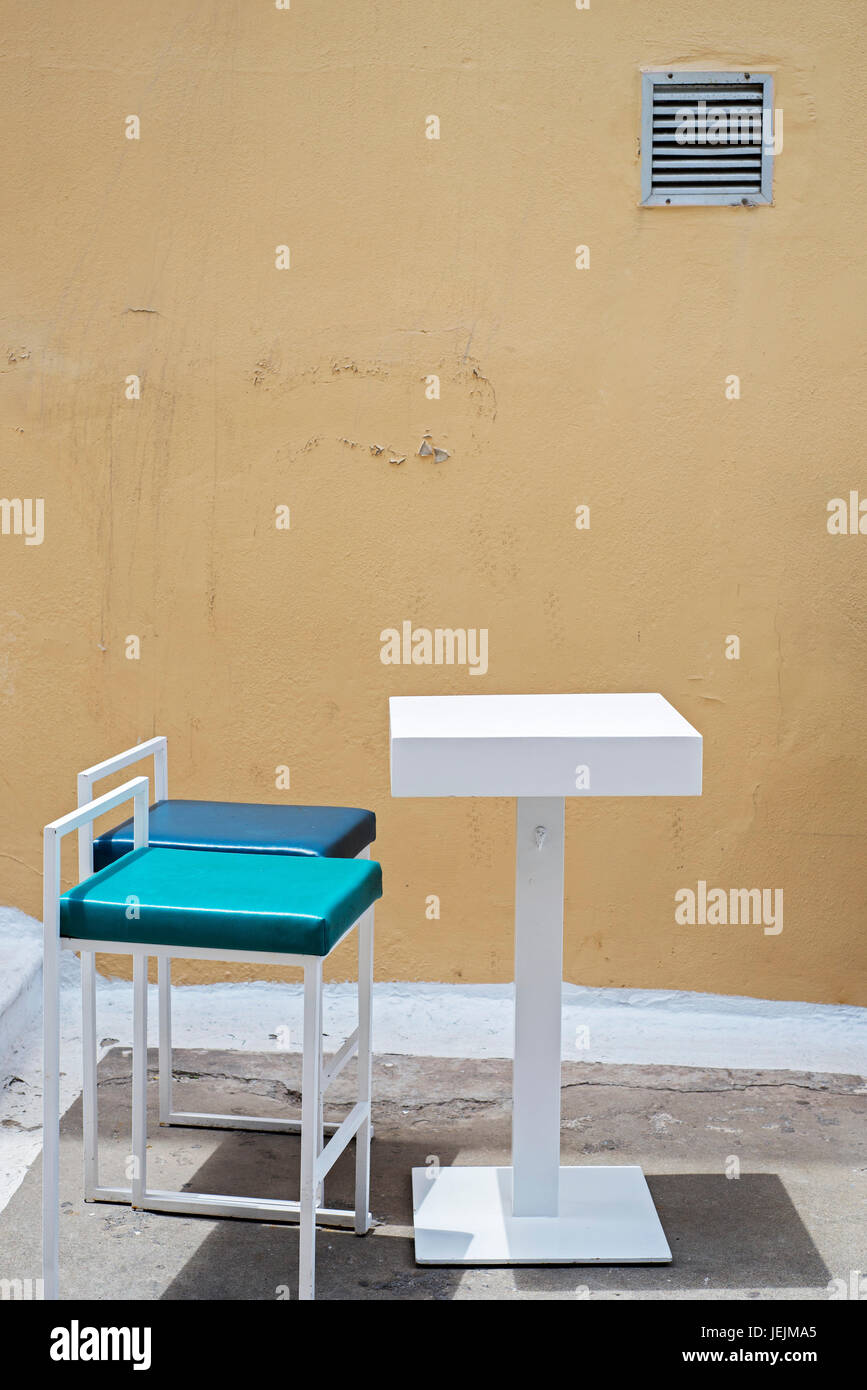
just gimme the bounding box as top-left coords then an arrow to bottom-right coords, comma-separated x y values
411,1164 -> 672,1265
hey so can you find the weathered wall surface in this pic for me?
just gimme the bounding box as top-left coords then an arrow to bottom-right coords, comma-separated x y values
1,2 -> 865,1001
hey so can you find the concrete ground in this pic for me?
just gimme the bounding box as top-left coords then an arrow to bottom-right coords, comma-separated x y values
2,1049 -> 864,1300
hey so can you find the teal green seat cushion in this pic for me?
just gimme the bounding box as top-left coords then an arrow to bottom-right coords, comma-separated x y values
60,847 -> 382,957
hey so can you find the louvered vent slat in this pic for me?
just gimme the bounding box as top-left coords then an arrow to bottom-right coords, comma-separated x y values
641,72 -> 773,206
653,91 -> 764,104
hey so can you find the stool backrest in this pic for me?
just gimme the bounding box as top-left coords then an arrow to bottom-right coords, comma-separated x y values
76,737 -> 168,880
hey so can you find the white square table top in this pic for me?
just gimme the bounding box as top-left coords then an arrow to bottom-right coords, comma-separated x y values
389,693 -> 702,798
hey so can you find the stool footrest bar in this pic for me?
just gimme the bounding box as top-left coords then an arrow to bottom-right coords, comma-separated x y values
134,1188 -> 369,1228
86,1185 -> 134,1203
162,1111 -> 342,1135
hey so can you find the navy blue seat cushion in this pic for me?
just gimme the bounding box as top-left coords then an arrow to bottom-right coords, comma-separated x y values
92,799 -> 376,872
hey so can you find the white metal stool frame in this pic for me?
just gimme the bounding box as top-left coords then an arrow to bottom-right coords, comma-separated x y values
75,737 -> 374,1212
44,776 -> 374,1302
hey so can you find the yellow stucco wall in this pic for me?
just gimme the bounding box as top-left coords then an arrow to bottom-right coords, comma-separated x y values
1,2 -> 865,1003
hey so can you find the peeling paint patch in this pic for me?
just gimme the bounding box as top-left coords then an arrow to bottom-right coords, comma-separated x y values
418,439 -> 450,462
330,360 -> 389,380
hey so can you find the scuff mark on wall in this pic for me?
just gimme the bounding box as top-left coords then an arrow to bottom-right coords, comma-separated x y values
0,611 -> 25,698
461,359 -> 497,420
252,355 -> 279,387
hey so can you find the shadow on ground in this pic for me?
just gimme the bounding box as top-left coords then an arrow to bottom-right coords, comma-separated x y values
2,1047 -> 861,1300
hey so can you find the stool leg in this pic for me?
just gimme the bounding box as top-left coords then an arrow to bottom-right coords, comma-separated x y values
42,836 -> 61,1300
300,960 -> 322,1300
317,1023 -> 325,1208
158,956 -> 172,1124
131,955 -> 148,1208
354,905 -> 374,1234
81,951 -> 99,1199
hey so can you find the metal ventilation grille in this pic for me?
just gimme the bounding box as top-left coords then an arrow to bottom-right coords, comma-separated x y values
641,72 -> 773,206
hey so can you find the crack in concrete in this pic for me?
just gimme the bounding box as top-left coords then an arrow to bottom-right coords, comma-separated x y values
560,1078 -> 865,1096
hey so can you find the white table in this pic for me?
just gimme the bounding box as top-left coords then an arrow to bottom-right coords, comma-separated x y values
389,693 -> 702,1264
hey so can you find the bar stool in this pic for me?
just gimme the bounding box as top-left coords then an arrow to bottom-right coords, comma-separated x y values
43,776 -> 381,1300
74,737 -> 375,1206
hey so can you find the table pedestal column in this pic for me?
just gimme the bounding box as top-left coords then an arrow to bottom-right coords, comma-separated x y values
512,797 -> 564,1217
